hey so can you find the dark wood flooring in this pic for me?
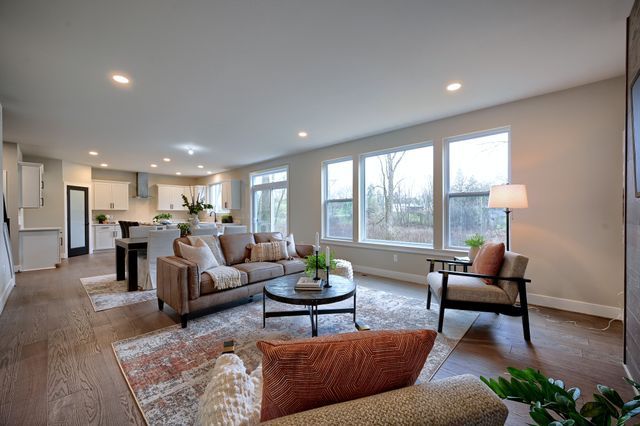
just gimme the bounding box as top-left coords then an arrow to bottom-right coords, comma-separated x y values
0,252 -> 633,425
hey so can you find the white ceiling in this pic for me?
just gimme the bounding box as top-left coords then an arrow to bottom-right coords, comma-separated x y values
0,0 -> 633,176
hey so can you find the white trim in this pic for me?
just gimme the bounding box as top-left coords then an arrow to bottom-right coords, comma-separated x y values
322,157 -> 354,240
249,165 -> 289,234
353,264 -> 621,319
623,364 -> 639,396
353,264 -> 426,285
323,237 -> 465,257
0,277 -> 15,316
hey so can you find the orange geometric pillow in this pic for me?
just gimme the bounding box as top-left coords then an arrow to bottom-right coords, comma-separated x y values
473,242 -> 505,284
257,329 -> 437,421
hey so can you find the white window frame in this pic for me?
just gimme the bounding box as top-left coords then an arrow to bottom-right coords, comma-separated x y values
443,126 -> 511,249
322,157 -> 354,241
250,165 -> 289,234
207,182 -> 229,214
358,141 -> 434,248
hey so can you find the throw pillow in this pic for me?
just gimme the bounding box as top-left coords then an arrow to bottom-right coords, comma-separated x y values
257,329 -> 437,422
285,234 -> 297,258
473,242 -> 505,284
248,241 -> 288,262
178,239 -> 218,271
197,354 -> 262,426
188,235 -> 226,265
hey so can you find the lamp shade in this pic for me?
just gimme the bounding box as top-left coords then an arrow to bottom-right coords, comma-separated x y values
488,184 -> 528,209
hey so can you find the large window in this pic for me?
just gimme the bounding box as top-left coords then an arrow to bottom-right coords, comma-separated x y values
251,166 -> 288,234
361,144 -> 434,245
323,158 -> 353,239
446,129 -> 509,248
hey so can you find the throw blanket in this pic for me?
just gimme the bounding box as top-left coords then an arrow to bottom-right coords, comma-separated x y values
203,266 -> 243,291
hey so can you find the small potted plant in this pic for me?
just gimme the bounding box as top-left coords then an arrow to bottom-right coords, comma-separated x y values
464,234 -> 485,261
153,213 -> 173,225
304,251 -> 337,280
177,223 -> 191,237
95,214 -> 107,224
221,215 -> 233,224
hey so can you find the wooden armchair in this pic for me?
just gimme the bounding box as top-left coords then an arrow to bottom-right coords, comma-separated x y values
426,252 -> 531,341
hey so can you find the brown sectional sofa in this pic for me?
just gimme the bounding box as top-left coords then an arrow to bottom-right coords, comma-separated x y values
157,232 -> 314,327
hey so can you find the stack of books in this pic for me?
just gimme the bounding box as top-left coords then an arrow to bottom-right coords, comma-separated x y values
295,276 -> 323,291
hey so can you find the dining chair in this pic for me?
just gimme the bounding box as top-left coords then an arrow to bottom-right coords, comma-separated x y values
191,227 -> 219,236
142,229 -> 180,290
129,225 -> 158,238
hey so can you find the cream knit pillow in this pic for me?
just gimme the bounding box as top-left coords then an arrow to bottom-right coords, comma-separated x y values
179,239 -> 218,271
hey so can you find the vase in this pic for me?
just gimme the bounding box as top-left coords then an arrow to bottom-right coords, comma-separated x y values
469,246 -> 480,261
189,214 -> 200,229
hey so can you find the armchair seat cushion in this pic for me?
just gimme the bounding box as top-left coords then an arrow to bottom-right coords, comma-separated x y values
233,262 -> 284,283
276,259 -> 306,275
427,272 -> 512,305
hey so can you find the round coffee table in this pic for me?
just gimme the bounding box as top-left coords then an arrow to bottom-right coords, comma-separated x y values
263,274 -> 356,337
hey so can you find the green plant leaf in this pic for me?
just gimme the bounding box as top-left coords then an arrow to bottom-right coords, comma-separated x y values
530,405 -> 555,425
622,399 -> 640,415
568,387 -> 581,401
597,384 -> 625,409
593,394 -> 620,417
618,406 -> 640,424
581,401 -> 606,418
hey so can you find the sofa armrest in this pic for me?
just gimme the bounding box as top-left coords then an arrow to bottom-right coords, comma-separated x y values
157,256 -> 195,315
295,244 -> 315,258
264,374 -> 508,425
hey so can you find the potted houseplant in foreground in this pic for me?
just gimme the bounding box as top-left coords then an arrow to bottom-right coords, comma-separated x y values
304,251 -> 337,281
465,233 -> 485,261
482,367 -> 640,425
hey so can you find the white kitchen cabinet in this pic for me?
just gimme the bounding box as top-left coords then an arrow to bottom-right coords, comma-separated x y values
93,180 -> 130,210
221,180 -> 241,210
156,185 -> 189,211
19,162 -> 44,208
93,224 -> 121,250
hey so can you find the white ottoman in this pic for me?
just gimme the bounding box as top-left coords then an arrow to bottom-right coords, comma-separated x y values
318,259 -> 353,281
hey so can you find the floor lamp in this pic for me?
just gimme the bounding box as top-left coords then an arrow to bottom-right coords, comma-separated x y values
488,184 -> 528,251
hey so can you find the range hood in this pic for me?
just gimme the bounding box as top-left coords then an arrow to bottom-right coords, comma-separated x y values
135,172 -> 150,198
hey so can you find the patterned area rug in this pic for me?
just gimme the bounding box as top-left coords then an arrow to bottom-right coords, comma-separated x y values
80,274 -> 156,312
112,285 -> 478,425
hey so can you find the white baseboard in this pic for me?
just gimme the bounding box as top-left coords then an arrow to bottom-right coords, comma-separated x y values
352,264 -> 621,319
0,278 -> 15,316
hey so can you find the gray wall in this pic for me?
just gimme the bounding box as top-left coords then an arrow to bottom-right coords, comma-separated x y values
202,77 -> 625,315
2,142 -> 21,261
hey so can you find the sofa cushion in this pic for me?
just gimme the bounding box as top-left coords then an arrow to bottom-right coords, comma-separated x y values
200,269 -> 249,295
473,242 -> 505,284
276,259 -> 305,275
257,329 -> 437,422
172,236 -> 192,257
219,233 -> 256,265
254,232 -> 284,243
427,272 -> 512,304
233,262 -> 284,283
249,241 -> 289,262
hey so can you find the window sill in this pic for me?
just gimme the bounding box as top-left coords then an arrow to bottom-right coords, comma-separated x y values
320,238 -> 466,257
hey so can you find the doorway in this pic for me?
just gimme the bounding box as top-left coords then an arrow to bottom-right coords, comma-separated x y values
67,186 -> 89,257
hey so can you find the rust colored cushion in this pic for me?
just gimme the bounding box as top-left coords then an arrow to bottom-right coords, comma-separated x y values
257,329 -> 437,422
473,242 -> 505,284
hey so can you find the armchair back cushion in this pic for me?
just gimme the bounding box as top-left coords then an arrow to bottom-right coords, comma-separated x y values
473,242 -> 505,284
219,233 -> 256,265
258,329 -> 437,421
497,251 -> 529,304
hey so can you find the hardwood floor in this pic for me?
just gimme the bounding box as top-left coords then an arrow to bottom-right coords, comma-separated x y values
0,251 -> 633,425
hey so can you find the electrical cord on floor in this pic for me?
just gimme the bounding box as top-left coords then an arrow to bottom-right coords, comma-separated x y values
528,291 -> 624,332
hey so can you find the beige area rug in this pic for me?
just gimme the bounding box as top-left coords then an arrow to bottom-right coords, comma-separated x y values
112,284 -> 478,425
80,274 -> 156,312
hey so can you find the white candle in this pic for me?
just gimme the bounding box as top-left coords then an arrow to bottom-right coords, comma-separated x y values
325,246 -> 330,266
315,232 -> 320,249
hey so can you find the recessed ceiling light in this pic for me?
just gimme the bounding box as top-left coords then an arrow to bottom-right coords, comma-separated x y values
187,148 -> 194,155
175,172 -> 182,175
150,164 -> 157,168
89,151 -> 98,156
446,82 -> 462,92
206,171 -> 213,175
100,163 -> 108,167
197,165 -> 204,169
298,131 -> 308,138
112,74 -> 130,84
163,158 -> 171,162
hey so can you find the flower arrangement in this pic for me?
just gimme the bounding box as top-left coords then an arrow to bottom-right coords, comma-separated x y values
181,187 -> 213,216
